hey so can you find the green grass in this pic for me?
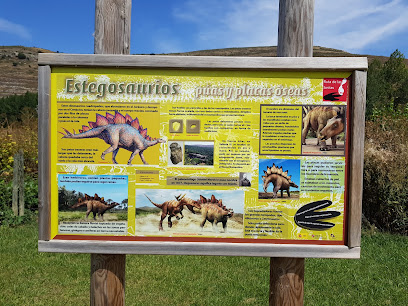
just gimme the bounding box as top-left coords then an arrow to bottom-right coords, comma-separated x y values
0,222 -> 406,305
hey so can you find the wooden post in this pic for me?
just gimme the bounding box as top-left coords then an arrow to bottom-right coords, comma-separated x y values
91,0 -> 131,305
94,0 -> 131,55
271,1 -> 314,305
91,254 -> 126,306
277,0 -> 314,57
12,150 -> 24,216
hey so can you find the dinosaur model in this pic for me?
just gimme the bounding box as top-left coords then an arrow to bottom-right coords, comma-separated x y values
174,194 -> 234,232
262,163 -> 299,198
71,193 -> 119,221
301,106 -> 343,151
318,112 -> 345,150
61,111 -> 165,165
197,195 -> 234,233
144,194 -> 200,231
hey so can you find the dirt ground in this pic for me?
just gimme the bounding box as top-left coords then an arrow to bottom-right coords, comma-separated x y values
135,210 -> 244,238
258,192 -> 299,200
302,138 -> 345,155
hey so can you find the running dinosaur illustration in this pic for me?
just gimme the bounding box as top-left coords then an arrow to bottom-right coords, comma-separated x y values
71,193 -> 119,221
144,193 -> 200,231
60,111 -> 165,165
261,163 -> 299,198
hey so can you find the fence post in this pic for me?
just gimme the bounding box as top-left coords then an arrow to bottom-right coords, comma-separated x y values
270,1 -> 315,305
90,0 -> 131,305
12,150 -> 24,216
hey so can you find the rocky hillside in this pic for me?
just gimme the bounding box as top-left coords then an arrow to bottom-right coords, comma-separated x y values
0,46 -> 53,98
0,45 -> 404,98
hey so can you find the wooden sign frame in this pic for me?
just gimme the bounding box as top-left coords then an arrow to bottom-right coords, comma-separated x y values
38,54 -> 367,258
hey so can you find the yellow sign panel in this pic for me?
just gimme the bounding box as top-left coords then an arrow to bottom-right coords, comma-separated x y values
50,67 -> 350,244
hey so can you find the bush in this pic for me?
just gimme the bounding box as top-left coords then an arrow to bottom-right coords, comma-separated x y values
363,115 -> 408,235
17,52 -> 26,59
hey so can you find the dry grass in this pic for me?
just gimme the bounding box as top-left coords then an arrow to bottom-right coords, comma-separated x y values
363,116 -> 408,234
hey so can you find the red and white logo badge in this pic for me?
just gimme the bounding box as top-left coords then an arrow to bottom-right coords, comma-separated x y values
323,78 -> 349,102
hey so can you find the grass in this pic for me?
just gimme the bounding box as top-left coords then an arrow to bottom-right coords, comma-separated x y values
0,221 -> 407,305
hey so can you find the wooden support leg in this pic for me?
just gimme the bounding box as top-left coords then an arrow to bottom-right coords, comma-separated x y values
269,257 -> 304,306
91,254 -> 126,306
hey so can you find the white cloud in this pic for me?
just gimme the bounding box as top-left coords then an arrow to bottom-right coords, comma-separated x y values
170,0 -> 408,54
314,0 -> 408,52
173,0 -> 279,49
0,18 -> 31,40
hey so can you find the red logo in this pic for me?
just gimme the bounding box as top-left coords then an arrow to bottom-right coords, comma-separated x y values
323,78 -> 348,102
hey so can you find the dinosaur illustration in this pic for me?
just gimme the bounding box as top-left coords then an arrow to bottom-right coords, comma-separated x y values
196,195 -> 234,233
301,106 -> 344,151
262,163 -> 299,198
318,112 -> 345,150
144,194 -> 200,231
60,111 -> 165,165
71,193 -> 119,221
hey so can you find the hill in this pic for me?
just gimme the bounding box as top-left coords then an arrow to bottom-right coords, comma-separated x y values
0,45 -> 405,98
0,46 -> 53,98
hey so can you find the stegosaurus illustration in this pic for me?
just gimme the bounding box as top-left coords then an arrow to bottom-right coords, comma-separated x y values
261,163 -> 299,198
61,111 -> 165,165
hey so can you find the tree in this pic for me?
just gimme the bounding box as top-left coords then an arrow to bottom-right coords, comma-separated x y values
366,50 -> 408,118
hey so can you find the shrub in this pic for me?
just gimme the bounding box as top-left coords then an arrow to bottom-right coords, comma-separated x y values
17,52 -> 26,59
0,178 -> 37,227
363,115 -> 408,235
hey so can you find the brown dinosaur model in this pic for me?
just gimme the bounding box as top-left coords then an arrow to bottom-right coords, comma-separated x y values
318,112 -> 345,149
71,193 -> 119,220
301,106 -> 343,151
61,111 -> 165,165
144,194 -> 200,231
197,195 -> 234,233
262,164 -> 298,198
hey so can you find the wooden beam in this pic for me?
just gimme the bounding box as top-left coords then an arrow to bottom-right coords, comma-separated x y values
38,53 -> 368,71
38,240 -> 361,258
94,0 -> 131,54
91,0 -> 131,304
348,70 -> 367,247
38,65 -> 51,241
270,258 -> 304,305
277,0 -> 314,57
91,254 -> 126,306
272,1 -> 315,304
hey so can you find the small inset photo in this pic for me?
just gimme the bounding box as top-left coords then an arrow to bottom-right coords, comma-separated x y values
184,141 -> 214,166
258,159 -> 300,199
168,141 -> 184,165
301,106 -> 346,156
57,174 -> 129,235
239,172 -> 252,187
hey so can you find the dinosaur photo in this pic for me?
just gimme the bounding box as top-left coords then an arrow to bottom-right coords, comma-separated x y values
196,195 -> 234,233
61,111 -> 165,165
71,193 -> 119,221
261,163 -> 299,198
301,106 -> 344,151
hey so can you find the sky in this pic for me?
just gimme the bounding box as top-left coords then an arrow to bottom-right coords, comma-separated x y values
1,0 -> 408,57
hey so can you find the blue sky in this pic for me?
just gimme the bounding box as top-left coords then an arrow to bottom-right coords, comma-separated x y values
258,159 -> 300,193
58,174 -> 128,204
1,0 -> 408,57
